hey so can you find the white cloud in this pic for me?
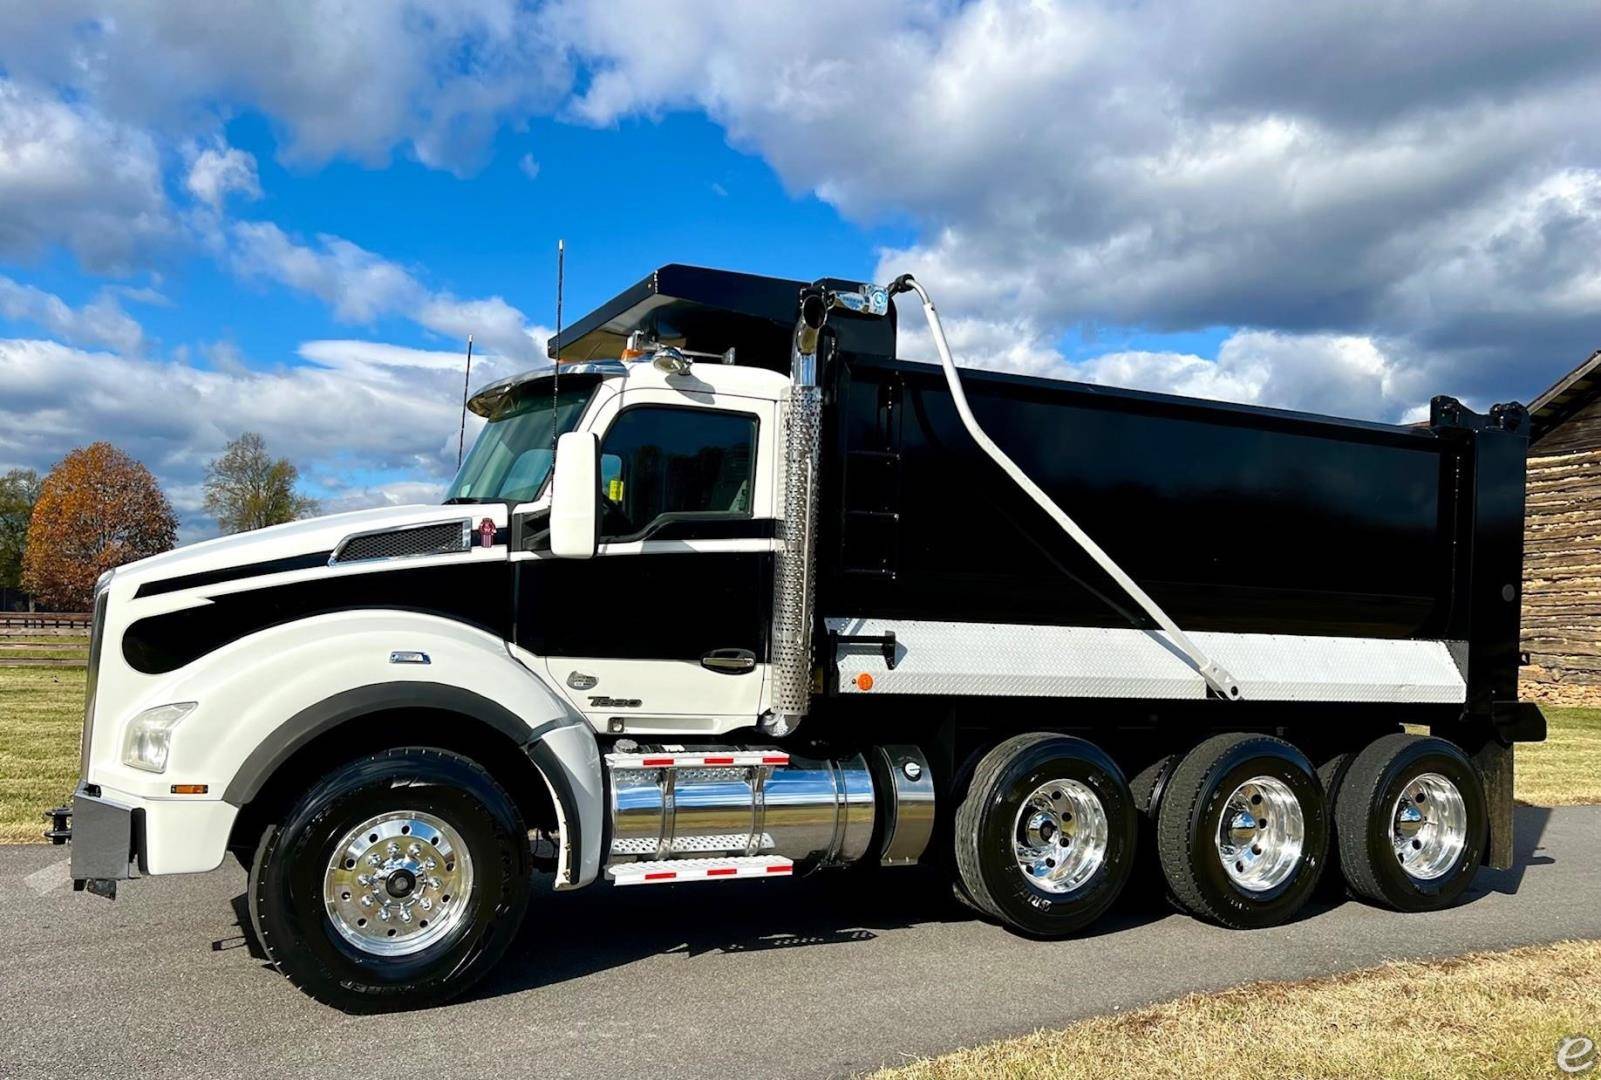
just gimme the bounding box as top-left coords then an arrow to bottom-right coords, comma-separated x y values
0,78 -> 171,271
547,0 -> 1601,412
184,143 -> 261,208
518,152 -> 540,180
0,276 -> 144,354
0,333 -> 542,538
229,222 -> 544,361
0,0 -> 569,174
896,310 -> 1429,422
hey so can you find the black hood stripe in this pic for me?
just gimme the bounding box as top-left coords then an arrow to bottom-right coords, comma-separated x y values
134,552 -> 335,598
123,562 -> 512,674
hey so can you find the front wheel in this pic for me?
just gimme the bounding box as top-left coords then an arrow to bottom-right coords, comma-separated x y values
249,747 -> 531,1012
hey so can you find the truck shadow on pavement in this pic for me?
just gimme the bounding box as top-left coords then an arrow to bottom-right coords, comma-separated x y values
223,804 -> 1557,1001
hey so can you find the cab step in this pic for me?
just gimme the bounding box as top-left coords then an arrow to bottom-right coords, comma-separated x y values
606,855 -> 793,886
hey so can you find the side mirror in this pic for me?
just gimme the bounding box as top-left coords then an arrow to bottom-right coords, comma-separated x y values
550,431 -> 599,559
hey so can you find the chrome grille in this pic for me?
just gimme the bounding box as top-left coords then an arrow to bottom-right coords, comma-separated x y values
331,520 -> 471,564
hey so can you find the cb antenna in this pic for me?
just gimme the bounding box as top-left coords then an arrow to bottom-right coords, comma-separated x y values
552,239 -> 564,452
456,333 -> 474,469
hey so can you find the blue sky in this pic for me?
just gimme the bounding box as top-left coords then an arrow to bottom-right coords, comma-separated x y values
3,2 -> 1600,538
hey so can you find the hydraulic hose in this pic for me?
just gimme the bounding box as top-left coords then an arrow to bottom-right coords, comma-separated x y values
886,274 -> 1241,701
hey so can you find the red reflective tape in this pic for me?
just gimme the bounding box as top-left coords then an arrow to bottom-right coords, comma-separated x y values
643,871 -> 676,881
766,864 -> 791,873
702,756 -> 735,765
641,757 -> 674,766
706,867 -> 738,877
761,754 -> 789,764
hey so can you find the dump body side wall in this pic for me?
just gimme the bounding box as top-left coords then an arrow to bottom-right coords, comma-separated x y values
818,354 -> 1527,720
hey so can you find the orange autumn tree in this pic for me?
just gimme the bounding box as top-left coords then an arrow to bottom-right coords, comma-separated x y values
22,442 -> 178,609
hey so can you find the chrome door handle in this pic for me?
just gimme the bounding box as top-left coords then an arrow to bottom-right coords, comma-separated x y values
702,649 -> 756,674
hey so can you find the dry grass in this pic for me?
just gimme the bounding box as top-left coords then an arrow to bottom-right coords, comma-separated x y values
0,665 -> 84,843
874,940 -> 1601,1080
1517,706 -> 1601,805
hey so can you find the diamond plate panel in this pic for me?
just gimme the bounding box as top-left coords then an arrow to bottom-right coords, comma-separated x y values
826,616 -> 1466,704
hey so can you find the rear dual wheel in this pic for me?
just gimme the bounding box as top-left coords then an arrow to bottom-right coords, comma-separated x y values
1335,733 -> 1486,912
953,734 -> 1137,937
1157,733 -> 1329,929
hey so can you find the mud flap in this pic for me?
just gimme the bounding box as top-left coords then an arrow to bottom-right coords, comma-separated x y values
1473,739 -> 1514,872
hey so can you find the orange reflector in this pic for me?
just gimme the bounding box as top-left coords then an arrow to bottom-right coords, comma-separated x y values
170,784 -> 208,795
855,672 -> 874,691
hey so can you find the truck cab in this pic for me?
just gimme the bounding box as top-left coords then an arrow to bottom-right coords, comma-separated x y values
456,357 -> 788,733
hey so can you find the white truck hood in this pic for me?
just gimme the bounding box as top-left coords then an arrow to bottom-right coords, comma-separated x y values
109,503 -> 511,594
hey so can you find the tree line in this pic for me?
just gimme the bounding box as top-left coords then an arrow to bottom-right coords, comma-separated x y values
0,433 -> 317,611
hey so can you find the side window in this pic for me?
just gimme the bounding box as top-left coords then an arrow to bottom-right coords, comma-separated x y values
598,407 -> 757,538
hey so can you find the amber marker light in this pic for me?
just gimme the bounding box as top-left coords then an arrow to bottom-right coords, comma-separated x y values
170,784 -> 209,795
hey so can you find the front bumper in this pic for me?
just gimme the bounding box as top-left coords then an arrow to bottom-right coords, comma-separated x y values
67,785 -> 142,898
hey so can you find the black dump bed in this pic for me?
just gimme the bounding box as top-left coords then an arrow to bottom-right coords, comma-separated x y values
818,353 -> 1531,716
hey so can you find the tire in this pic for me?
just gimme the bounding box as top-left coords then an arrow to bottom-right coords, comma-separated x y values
1314,751 -> 1354,898
1126,752 -> 1180,901
250,747 -> 531,1012
953,733 -> 1137,937
1336,733 -> 1487,912
1156,733 -> 1328,929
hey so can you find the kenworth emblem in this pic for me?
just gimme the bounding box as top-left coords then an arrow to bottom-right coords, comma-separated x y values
566,671 -> 598,691
478,518 -> 496,548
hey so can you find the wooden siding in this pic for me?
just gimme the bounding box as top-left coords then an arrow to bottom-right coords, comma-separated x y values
1523,392 -> 1601,706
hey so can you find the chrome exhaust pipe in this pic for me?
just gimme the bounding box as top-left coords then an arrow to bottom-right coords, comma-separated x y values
764,288 -> 830,736
765,283 -> 891,737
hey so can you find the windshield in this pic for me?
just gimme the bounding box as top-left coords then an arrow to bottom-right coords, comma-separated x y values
446,379 -> 596,503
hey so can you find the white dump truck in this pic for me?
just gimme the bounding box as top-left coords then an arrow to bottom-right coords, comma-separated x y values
54,265 -> 1545,1011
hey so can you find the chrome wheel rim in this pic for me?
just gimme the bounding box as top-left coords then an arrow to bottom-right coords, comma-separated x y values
1392,772 -> 1467,881
1013,779 -> 1110,894
1216,775 -> 1304,893
323,811 -> 474,957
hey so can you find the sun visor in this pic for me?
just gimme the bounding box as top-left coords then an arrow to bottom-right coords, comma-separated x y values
546,264 -> 897,370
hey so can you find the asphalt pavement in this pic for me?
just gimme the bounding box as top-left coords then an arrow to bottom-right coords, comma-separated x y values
3,804 -> 1598,1079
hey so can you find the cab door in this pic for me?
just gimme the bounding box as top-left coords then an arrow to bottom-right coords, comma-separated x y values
516,389 -> 776,731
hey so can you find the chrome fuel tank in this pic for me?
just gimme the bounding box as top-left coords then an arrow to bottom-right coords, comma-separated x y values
605,748 -> 875,869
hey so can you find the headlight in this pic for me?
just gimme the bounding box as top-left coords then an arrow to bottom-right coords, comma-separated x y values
121,702 -> 197,773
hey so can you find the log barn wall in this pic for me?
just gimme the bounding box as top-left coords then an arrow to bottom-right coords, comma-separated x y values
1523,390 -> 1601,707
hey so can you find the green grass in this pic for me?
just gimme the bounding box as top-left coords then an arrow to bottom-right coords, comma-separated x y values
0,665 -> 85,843
1518,706 -> 1601,806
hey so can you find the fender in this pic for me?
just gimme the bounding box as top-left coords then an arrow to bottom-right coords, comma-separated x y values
91,609 -> 604,888
223,681 -> 600,889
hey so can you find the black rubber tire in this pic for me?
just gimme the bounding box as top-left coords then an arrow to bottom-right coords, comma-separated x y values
953,733 -> 1137,937
249,747 -> 531,1012
1156,733 -> 1328,929
1336,733 -> 1487,912
1126,752 -> 1180,900
1314,750 -> 1355,898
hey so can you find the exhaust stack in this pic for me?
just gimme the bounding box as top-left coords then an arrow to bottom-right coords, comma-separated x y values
765,283 -> 890,737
